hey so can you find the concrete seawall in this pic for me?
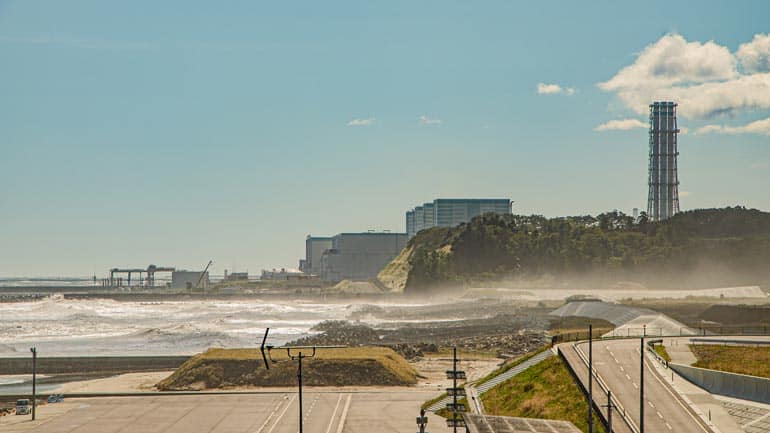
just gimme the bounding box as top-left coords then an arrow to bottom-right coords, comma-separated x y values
670,362 -> 770,404
0,356 -> 189,375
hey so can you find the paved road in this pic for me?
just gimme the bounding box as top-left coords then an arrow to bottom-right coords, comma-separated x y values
561,338 -> 713,433
0,391 -> 441,433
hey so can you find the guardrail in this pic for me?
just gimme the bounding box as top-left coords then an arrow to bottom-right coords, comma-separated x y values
551,326 -> 770,344
558,344 -> 639,433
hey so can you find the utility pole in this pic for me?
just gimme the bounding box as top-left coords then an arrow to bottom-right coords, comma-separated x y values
588,324 -> 594,433
417,409 -> 428,433
295,350 -> 305,433
30,347 -> 36,421
639,337 -> 644,433
445,347 -> 466,432
453,347 -> 457,433
602,390 -> 614,433
260,329 -> 343,433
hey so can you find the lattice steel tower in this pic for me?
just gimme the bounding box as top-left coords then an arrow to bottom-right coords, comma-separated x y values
647,101 -> 680,221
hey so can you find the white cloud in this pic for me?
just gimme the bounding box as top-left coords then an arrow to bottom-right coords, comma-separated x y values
418,115 -> 442,125
598,33 -> 770,119
695,116 -> 770,135
750,161 -> 769,169
679,127 -> 689,135
594,118 -> 647,131
679,191 -> 692,197
600,34 -> 736,91
537,82 -> 575,95
347,117 -> 375,126
737,34 -> 770,73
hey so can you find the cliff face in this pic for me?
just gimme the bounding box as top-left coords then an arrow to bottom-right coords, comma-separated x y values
375,245 -> 414,292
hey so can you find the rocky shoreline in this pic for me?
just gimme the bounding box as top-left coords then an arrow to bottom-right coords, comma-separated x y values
289,319 -> 548,360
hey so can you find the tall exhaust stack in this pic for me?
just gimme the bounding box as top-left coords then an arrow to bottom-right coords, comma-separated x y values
647,101 -> 680,221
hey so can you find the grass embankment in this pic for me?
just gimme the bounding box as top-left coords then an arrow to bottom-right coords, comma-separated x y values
422,346 -> 549,414
157,347 -> 417,390
482,356 -> 605,433
653,345 -> 671,362
475,346 -> 549,387
690,345 -> 770,379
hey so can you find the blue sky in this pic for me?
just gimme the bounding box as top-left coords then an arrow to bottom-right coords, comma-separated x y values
1,1 -> 769,277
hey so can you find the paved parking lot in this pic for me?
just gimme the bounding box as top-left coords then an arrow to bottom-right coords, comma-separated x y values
0,391 -> 442,433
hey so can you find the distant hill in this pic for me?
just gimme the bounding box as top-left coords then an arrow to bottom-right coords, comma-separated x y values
380,207 -> 770,292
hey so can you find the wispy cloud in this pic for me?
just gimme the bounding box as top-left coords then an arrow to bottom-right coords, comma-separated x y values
695,117 -> 770,135
679,190 -> 692,197
750,161 -> 769,169
0,34 -> 154,51
598,33 -> 770,119
594,118 -> 647,131
419,115 -> 442,125
346,117 -> 376,126
537,82 -> 575,96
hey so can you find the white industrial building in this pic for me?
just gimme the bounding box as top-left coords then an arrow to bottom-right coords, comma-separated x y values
171,270 -> 210,290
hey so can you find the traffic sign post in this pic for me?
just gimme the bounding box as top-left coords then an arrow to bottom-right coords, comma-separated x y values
417,409 -> 429,433
445,347 -> 467,433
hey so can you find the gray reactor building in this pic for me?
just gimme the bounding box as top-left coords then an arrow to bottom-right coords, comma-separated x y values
302,232 -> 407,283
406,198 -> 512,238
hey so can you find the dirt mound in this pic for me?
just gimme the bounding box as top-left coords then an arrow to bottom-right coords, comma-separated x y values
156,347 -> 417,390
698,304 -> 770,325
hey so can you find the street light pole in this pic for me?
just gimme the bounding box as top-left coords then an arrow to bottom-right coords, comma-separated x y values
260,329 -> 344,433
452,347 -> 458,433
639,336 -> 644,433
603,389 -> 614,433
588,324 -> 593,433
297,351 -> 304,433
30,347 -> 36,421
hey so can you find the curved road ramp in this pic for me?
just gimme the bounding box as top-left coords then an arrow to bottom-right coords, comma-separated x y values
551,300 -> 697,337
463,413 -> 581,433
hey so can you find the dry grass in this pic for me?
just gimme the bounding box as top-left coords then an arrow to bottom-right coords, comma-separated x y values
690,344 -> 770,379
158,346 -> 417,390
654,345 -> 671,362
481,356 -> 604,433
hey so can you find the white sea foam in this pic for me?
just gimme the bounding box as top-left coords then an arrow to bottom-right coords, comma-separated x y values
0,298 -> 417,356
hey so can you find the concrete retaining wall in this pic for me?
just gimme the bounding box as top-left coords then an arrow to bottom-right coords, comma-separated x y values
0,356 -> 189,375
670,362 -> 770,404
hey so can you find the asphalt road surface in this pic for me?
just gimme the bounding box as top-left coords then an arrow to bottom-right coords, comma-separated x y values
561,339 -> 713,433
1,391 -> 441,433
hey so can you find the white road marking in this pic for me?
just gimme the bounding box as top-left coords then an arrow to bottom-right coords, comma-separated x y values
261,394 -> 297,433
625,374 -> 632,381
649,401 -> 655,409
632,382 -> 638,389
645,350 -> 712,433
335,394 -> 352,433
619,366 -> 624,372
324,394 -> 344,433
666,422 -> 673,430
657,411 -> 664,419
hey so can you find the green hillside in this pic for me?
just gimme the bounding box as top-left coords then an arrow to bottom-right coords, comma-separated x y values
393,207 -> 770,292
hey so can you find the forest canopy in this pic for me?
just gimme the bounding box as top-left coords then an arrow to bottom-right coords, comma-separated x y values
403,207 -> 770,291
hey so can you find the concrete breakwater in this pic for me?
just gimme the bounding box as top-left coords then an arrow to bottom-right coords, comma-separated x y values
0,356 -> 189,375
